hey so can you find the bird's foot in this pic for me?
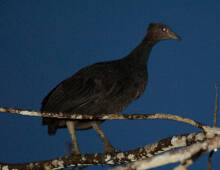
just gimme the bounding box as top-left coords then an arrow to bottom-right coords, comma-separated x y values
72,149 -> 81,156
104,145 -> 120,154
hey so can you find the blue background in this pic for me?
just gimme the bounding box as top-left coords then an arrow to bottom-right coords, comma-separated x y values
0,1 -> 220,169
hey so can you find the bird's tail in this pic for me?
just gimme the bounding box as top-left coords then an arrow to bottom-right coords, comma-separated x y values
42,118 -> 58,135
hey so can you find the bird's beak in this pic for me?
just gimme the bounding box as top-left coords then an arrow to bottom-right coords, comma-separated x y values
168,29 -> 181,40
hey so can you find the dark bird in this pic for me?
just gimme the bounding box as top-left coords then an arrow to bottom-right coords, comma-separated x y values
41,23 -> 180,154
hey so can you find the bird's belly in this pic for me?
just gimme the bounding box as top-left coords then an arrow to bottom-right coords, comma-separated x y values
73,78 -> 147,130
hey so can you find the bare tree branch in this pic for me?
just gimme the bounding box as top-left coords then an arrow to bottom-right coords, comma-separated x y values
1,106 -> 219,169
0,131 -> 213,170
112,134 -> 220,170
174,144 -> 204,170
0,106 -> 206,129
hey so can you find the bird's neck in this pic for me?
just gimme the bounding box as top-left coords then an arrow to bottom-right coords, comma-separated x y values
124,36 -> 158,66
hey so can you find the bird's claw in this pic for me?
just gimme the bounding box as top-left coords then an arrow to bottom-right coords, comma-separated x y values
104,146 -> 120,154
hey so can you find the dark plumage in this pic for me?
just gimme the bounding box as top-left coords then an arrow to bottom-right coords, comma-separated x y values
41,23 -> 180,154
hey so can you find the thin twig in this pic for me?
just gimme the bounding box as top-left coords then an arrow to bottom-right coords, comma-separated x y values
208,84 -> 219,170
0,106 -> 206,129
208,151 -> 214,170
213,84 -> 219,126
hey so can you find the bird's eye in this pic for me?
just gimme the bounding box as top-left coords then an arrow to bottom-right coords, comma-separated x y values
161,27 -> 167,32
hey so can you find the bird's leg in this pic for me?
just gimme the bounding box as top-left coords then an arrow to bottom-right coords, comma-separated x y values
91,122 -> 116,153
66,120 -> 81,155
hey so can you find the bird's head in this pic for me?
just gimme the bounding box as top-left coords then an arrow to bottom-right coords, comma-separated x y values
146,23 -> 181,42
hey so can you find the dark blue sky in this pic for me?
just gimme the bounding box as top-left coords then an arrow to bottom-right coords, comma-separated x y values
0,1 -> 220,170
